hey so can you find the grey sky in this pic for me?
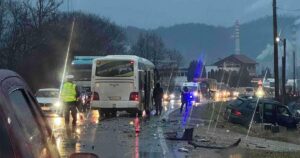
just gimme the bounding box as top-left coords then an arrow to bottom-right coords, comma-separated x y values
61,0 -> 300,29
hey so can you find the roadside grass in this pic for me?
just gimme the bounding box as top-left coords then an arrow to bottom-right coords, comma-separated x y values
222,148 -> 300,158
201,101 -> 300,145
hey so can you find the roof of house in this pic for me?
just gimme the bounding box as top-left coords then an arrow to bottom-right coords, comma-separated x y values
214,54 -> 257,66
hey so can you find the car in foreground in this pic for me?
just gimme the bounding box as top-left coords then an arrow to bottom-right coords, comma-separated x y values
36,88 -> 63,115
0,69 -> 98,158
224,97 -> 299,128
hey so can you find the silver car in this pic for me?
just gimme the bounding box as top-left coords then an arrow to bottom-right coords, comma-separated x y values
36,88 -> 62,114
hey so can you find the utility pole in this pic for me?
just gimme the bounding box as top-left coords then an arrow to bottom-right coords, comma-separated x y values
273,0 -> 280,100
293,51 -> 296,95
282,38 -> 286,105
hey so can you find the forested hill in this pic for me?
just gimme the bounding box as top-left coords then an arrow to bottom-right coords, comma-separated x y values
125,16 -> 297,65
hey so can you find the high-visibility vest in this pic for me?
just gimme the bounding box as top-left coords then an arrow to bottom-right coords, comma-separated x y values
61,82 -> 77,102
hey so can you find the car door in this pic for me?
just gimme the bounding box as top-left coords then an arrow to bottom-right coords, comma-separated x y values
0,111 -> 16,158
276,105 -> 295,128
263,102 -> 276,124
0,71 -> 60,158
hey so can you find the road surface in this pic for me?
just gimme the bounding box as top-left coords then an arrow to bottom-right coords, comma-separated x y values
46,99 -> 300,158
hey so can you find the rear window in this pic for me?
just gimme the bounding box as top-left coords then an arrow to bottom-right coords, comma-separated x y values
229,99 -> 244,107
96,60 -> 134,77
246,88 -> 253,92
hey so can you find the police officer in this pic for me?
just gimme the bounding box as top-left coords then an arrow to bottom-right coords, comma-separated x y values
61,75 -> 79,126
180,86 -> 189,114
153,83 -> 164,116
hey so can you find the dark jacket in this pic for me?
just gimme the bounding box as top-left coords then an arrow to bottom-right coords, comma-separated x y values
181,91 -> 190,103
153,87 -> 164,101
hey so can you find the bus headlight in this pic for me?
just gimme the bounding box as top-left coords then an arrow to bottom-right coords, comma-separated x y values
54,101 -> 62,107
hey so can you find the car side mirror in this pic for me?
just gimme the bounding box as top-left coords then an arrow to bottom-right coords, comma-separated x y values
69,153 -> 99,158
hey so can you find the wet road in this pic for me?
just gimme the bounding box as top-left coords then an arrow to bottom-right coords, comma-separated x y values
46,100 -> 184,158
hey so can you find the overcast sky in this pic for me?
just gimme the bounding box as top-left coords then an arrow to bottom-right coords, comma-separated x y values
61,0 -> 300,29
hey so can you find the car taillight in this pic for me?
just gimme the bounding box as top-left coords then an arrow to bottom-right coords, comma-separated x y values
92,92 -> 99,101
232,109 -> 242,116
129,92 -> 139,101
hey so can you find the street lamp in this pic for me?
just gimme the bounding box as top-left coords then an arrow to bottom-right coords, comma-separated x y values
276,37 -> 287,105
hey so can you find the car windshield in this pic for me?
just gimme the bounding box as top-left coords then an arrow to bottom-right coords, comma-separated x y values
3,0 -> 300,157
186,86 -> 198,91
36,91 -> 59,98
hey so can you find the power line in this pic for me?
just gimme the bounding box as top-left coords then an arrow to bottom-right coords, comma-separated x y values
277,7 -> 300,12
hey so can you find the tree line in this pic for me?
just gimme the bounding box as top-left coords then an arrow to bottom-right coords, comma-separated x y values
0,0 -> 182,90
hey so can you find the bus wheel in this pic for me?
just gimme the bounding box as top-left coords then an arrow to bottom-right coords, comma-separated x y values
98,109 -> 105,118
111,109 -> 117,117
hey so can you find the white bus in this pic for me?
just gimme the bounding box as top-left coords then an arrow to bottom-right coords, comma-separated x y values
91,55 -> 156,116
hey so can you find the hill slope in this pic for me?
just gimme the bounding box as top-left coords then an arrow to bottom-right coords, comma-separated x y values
125,16 -> 297,66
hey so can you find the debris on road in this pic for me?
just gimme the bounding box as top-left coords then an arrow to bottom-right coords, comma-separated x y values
178,147 -> 189,153
166,128 -> 194,141
188,138 -> 241,149
197,138 -> 210,142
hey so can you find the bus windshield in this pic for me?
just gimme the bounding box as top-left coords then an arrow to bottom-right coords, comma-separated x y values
96,60 -> 134,77
70,64 -> 92,81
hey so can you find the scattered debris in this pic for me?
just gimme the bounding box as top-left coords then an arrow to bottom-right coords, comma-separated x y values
255,145 -> 267,148
188,138 -> 241,149
178,147 -> 189,153
226,129 -> 230,133
166,128 -> 194,141
197,138 -> 210,142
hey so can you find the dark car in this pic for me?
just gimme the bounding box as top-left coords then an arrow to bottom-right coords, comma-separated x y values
0,70 -> 97,158
288,102 -> 300,118
224,97 -> 299,128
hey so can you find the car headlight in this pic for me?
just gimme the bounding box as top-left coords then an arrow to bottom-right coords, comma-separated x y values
54,101 -> 62,107
163,94 -> 168,99
193,91 -> 198,96
170,94 -> 175,99
256,89 -> 265,98
233,91 -> 239,96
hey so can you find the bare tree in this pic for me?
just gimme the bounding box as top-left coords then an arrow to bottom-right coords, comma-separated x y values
131,32 -> 165,65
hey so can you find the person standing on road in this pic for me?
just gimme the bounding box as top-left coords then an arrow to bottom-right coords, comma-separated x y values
153,83 -> 164,116
180,86 -> 189,114
61,75 -> 80,126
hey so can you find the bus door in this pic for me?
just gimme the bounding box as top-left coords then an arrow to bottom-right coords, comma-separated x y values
138,71 -> 145,108
144,71 -> 151,111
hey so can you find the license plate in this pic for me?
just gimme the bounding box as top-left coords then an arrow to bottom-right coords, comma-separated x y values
41,107 -> 51,111
109,96 -> 121,100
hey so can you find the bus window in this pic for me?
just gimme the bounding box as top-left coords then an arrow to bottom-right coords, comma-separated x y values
96,60 -> 134,77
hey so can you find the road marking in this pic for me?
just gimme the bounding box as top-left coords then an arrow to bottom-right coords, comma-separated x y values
157,127 -> 169,157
